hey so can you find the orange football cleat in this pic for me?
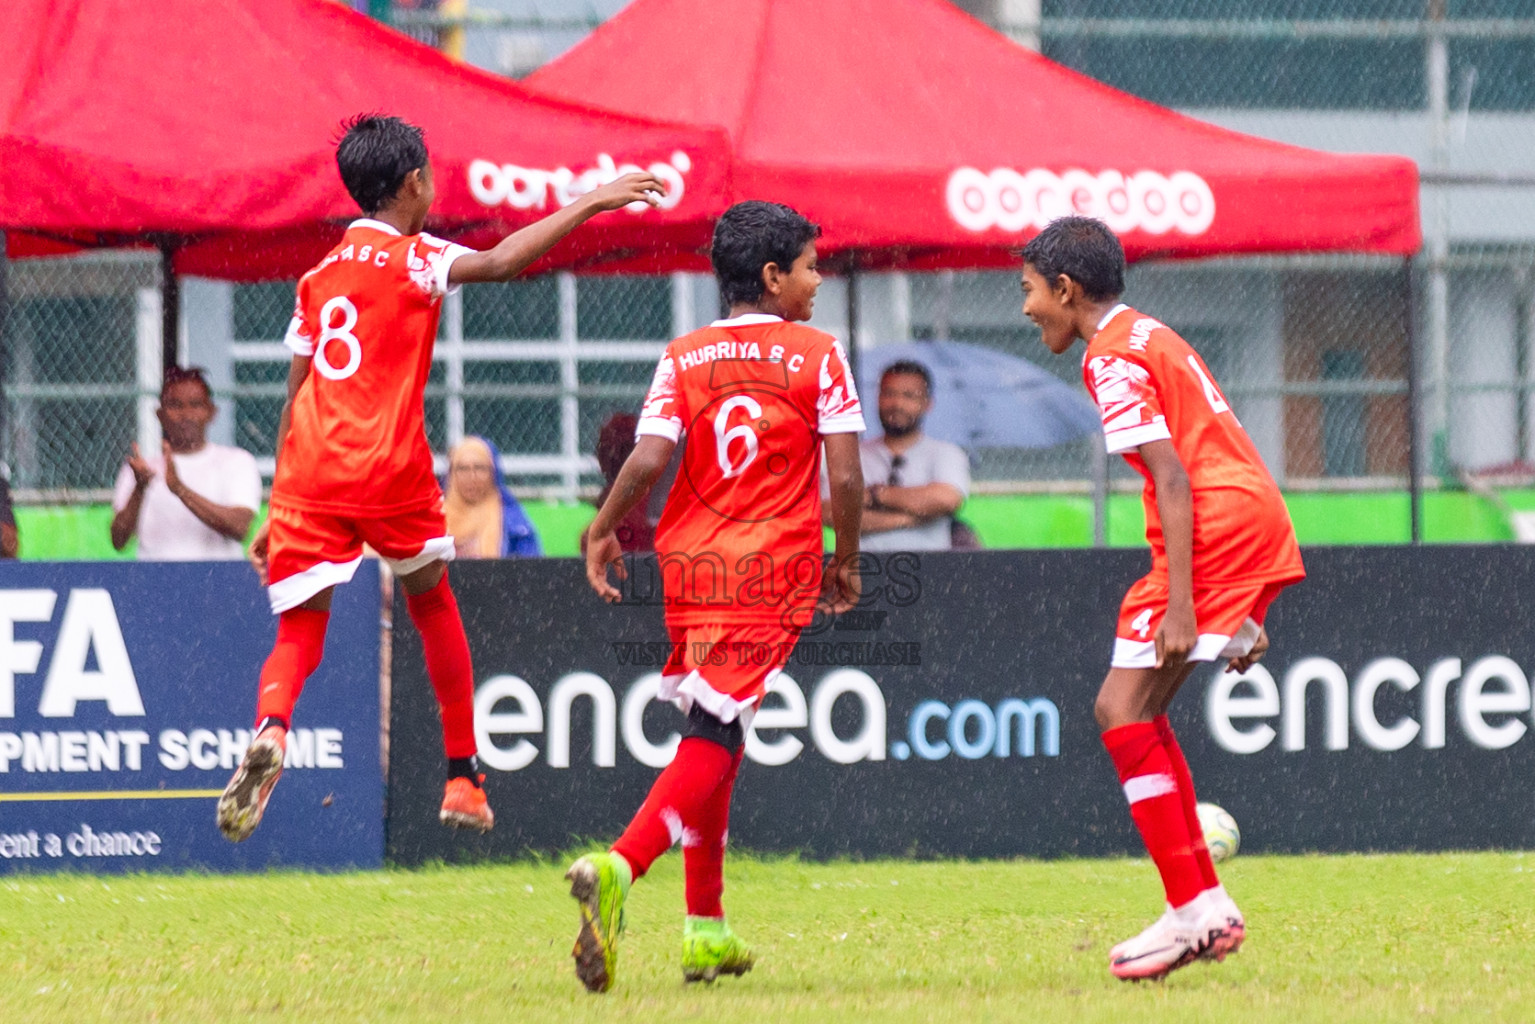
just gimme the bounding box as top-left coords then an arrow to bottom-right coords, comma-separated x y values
440,775 -> 494,832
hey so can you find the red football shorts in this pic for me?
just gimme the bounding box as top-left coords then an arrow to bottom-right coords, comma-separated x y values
265,500 -> 454,613
658,619 -> 800,727
1112,574 -> 1294,669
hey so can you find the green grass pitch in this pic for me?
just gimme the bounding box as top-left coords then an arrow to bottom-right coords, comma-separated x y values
2,851 -> 1532,1022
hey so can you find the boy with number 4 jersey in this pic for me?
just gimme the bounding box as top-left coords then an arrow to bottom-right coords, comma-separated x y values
216,115 -> 665,843
1020,217 -> 1304,981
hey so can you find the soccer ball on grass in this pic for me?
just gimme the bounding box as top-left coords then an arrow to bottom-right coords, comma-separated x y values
1196,802 -> 1240,863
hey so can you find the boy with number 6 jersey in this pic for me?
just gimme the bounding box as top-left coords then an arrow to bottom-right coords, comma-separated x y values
571,200 -> 865,992
1020,216 -> 1304,981
216,114 -> 665,843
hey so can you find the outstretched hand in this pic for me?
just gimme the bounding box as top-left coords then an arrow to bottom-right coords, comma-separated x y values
586,172 -> 667,213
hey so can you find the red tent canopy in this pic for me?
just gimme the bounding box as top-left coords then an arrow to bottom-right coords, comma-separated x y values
0,0 -> 731,280
527,0 -> 1421,267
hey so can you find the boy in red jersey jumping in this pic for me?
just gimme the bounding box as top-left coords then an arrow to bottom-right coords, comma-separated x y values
570,201 -> 866,992
216,115 -> 664,843
1021,217 -> 1305,981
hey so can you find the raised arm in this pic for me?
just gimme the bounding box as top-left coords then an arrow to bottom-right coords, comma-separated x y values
160,440 -> 255,543
449,173 -> 666,285
110,444 -> 155,551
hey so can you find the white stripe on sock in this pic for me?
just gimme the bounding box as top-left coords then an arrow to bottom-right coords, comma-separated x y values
661,808 -> 684,846
1123,772 -> 1177,805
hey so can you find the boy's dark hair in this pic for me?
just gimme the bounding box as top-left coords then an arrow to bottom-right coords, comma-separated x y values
1021,216 -> 1125,302
881,360 -> 933,397
162,365 -> 211,401
335,115 -> 429,215
711,201 -> 821,307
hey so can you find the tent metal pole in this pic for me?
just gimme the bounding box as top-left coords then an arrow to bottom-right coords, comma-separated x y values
1091,435 -> 1108,548
1404,255 -> 1423,545
160,244 -> 180,376
845,256 -> 860,381
0,232 -> 9,476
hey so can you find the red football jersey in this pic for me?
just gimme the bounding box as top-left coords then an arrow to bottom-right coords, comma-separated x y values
272,220 -> 473,516
1083,305 -> 1304,587
637,314 -> 865,624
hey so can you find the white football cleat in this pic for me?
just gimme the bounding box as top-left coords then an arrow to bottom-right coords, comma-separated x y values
1109,909 -> 1209,981
1197,894 -> 1245,962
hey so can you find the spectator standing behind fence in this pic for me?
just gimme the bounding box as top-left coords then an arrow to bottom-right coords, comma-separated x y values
443,436 -> 542,558
0,467 -> 17,559
110,367 -> 261,560
839,360 -> 970,551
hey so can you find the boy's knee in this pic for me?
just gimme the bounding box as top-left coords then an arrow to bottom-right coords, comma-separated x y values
1094,684 -> 1148,732
683,704 -> 744,752
400,559 -> 448,597
1093,692 -> 1121,732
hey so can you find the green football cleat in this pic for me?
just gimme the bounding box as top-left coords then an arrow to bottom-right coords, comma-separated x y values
566,852 -> 630,993
681,916 -> 755,984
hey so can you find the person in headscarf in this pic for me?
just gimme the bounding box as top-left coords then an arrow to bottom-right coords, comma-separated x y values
444,436 -> 542,558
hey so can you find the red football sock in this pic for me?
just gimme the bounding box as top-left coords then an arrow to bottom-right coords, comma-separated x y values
1103,721 -> 1204,909
405,574 -> 478,760
683,747 -> 744,918
1155,714 -> 1220,891
612,738 -> 734,880
255,608 -> 329,728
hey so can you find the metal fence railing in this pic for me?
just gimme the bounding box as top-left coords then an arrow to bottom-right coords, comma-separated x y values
13,249 -> 1530,506
6,4 -> 1535,526
223,272 -> 683,499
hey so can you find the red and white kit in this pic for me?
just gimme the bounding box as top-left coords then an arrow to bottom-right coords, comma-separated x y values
1082,304 -> 1305,668
267,219 -> 473,612
637,314 -> 865,723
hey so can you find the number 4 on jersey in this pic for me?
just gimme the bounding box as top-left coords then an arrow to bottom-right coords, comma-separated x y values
1130,607 -> 1154,639
1186,355 -> 1230,415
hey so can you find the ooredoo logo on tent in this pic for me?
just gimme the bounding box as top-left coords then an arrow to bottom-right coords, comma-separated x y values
469,152 -> 692,213
946,167 -> 1216,236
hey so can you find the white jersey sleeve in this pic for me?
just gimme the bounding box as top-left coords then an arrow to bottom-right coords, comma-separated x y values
1085,352 -> 1172,454
636,345 -> 684,442
413,233 -> 476,299
817,338 -> 866,435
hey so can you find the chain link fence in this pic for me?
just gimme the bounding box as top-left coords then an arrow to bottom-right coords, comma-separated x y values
2,253 -> 160,503
223,271 -> 683,499
5,3 -> 1535,540
858,256 -> 1419,497
0,253 -> 1426,499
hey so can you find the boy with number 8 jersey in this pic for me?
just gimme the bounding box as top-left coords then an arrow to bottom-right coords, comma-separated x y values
1020,216 -> 1304,981
216,115 -> 665,843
